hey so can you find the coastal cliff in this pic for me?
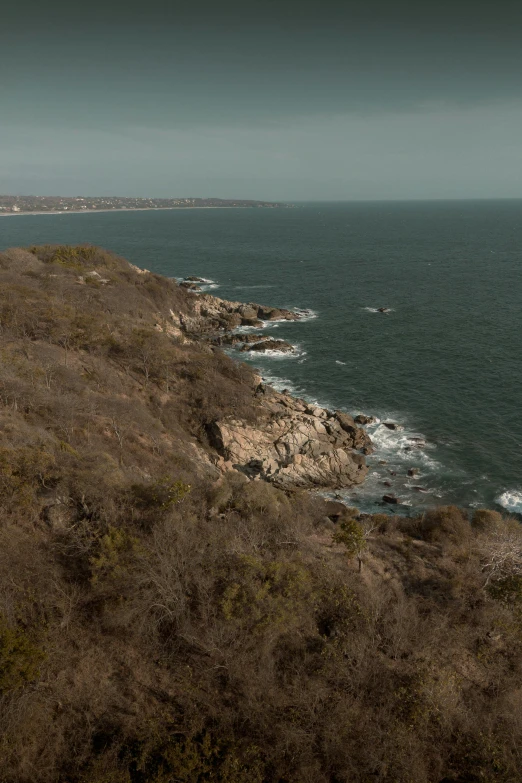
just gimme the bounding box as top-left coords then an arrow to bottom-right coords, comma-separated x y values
171,286 -> 373,490
1,245 -> 522,783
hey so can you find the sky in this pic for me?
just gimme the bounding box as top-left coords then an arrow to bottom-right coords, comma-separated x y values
2,0 -> 522,200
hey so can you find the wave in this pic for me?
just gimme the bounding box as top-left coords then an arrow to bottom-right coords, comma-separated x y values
257,371 -> 302,396
335,360 -> 347,365
363,307 -> 395,314
496,490 -> 522,513
367,421 -> 440,470
175,276 -> 219,291
294,308 -> 319,321
243,345 -> 307,360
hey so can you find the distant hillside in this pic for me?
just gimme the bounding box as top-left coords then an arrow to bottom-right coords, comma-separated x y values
0,196 -> 291,214
1,245 -> 522,783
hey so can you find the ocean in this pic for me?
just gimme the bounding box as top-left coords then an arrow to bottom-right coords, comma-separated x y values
1,200 -> 521,514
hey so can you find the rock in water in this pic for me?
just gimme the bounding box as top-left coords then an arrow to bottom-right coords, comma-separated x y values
241,339 -> 294,353
354,414 -> 375,425
382,494 -> 400,504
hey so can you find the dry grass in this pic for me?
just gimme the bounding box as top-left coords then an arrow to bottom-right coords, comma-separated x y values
0,247 -> 522,782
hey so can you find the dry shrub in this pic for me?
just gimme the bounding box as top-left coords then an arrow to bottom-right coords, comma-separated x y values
2,247 -> 522,782
418,505 -> 472,544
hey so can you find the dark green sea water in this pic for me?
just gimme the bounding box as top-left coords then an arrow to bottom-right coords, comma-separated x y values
1,201 -> 521,513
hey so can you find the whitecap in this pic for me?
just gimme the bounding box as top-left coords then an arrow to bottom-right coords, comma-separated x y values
335,360 -> 347,365
496,490 -> 522,513
294,308 -> 319,321
363,307 -> 395,314
248,346 -> 307,360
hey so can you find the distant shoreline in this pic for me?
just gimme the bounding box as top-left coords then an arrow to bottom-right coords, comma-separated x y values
0,206 -> 281,218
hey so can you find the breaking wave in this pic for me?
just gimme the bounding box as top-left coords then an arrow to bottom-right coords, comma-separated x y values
496,490 -> 522,513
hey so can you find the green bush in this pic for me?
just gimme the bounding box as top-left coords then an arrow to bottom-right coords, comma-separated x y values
131,477 -> 191,511
334,518 -> 366,560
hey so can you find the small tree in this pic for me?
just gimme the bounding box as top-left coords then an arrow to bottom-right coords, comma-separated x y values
334,518 -> 367,571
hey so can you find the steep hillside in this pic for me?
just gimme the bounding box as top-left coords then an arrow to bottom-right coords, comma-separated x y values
1,245 -> 522,783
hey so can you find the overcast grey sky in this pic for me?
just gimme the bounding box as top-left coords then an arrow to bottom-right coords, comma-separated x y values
2,0 -> 522,199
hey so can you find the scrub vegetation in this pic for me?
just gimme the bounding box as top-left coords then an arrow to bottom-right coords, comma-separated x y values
1,246 -> 522,782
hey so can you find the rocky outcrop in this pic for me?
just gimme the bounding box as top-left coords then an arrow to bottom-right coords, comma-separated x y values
174,281 -> 374,492
208,388 -> 372,490
182,293 -> 301,336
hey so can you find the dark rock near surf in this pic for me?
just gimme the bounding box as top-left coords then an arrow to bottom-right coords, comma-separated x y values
180,281 -> 201,291
185,276 -> 206,282
241,338 -> 294,353
355,414 -> 375,425
257,305 -> 300,321
383,494 -> 400,504
408,467 -> 419,477
383,421 -> 401,431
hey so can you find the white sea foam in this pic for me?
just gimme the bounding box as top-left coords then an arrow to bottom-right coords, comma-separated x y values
294,308 -> 319,321
363,307 -> 395,314
258,372 -> 301,396
175,276 -> 219,291
335,360 -> 347,365
496,490 -> 522,513
236,323 -> 279,332
246,345 -> 306,360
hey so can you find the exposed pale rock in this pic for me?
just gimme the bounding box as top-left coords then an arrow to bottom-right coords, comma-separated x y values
208,389 -> 372,490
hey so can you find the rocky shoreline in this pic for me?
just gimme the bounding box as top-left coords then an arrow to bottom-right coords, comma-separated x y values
174,283 -> 374,491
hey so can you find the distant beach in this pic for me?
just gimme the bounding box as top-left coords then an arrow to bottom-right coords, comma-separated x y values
0,206 -> 270,218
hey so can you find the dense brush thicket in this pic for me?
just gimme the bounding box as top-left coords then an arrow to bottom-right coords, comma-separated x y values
1,246 -> 522,783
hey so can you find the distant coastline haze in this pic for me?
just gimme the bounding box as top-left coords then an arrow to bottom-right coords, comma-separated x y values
2,0 -> 522,199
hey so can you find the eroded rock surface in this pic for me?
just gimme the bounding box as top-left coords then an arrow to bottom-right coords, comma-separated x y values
182,293 -> 300,335
208,388 -> 373,490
